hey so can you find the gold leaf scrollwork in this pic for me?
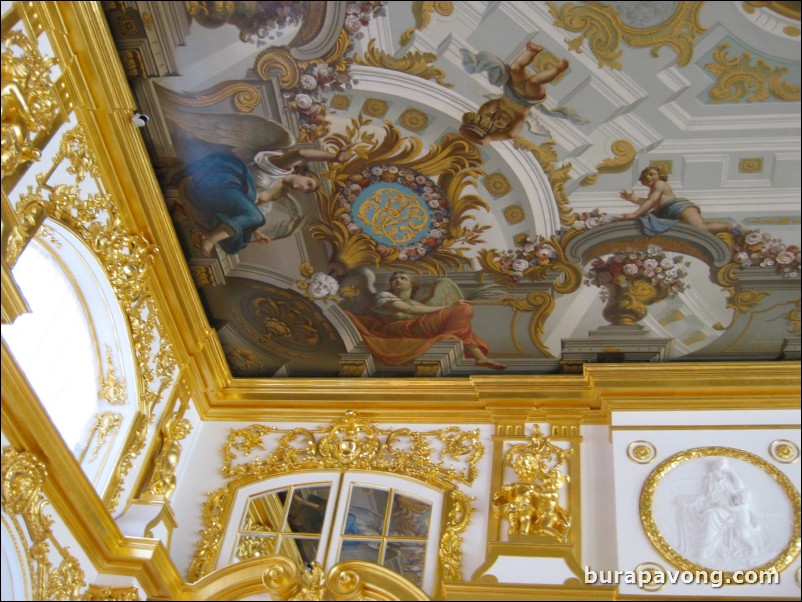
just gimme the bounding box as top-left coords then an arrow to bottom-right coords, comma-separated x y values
263,558 -> 325,601
357,186 -> 429,244
143,414 -> 193,499
706,44 -> 801,103
1,447 -> 87,600
548,1 -> 705,69
785,298 -> 801,334
87,412 -> 123,462
157,82 -> 263,113
100,346 -> 127,406
6,192 -> 47,267
1,31 -> 60,177
81,584 -> 141,601
492,425 -> 573,542
356,39 -> 454,88
400,1 -> 454,47
253,296 -> 320,346
580,139 -> 637,187
190,412 -> 482,584
52,126 -> 99,183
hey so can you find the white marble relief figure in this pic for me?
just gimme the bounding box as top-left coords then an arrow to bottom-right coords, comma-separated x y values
674,458 -> 769,568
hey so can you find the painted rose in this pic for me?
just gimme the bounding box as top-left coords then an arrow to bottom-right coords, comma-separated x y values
293,93 -> 313,110
512,258 -> 530,272
623,263 -> 639,276
299,74 -> 318,91
643,258 -> 658,270
744,231 -> 763,245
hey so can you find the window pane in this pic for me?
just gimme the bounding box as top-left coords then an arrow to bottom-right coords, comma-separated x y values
235,534 -> 276,560
338,539 -> 380,563
244,488 -> 289,532
279,537 -> 320,565
383,541 -> 426,587
286,486 -> 330,534
343,486 -> 387,536
388,494 -> 431,537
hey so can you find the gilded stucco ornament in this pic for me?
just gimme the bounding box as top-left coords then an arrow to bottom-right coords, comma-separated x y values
706,44 -> 801,103
190,412 -> 482,588
80,584 -> 141,601
548,1 -> 706,70
1,447 -> 87,601
356,40 -> 454,89
143,414 -> 193,499
492,425 -> 573,541
16,124 -> 177,512
100,347 -> 127,406
1,31 -> 60,177
87,412 -> 123,462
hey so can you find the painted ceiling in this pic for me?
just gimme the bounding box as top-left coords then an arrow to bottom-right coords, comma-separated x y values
104,1 -> 801,377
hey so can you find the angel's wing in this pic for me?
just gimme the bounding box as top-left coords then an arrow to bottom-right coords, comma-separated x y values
161,104 -> 296,163
338,267 -> 378,316
416,278 -> 464,306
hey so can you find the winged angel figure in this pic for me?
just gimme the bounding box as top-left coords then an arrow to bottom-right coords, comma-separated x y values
339,268 -> 506,370
163,107 -> 351,257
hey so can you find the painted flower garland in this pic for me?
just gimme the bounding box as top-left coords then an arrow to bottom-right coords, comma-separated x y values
732,230 -> 800,278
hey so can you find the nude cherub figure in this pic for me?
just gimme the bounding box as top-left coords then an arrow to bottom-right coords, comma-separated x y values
620,166 -> 734,236
460,42 -> 571,145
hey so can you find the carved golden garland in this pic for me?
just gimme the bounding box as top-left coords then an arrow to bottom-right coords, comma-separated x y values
81,584 -> 141,601
312,118 -> 489,275
356,39 -> 454,88
1,31 -> 61,178
1,447 -> 87,601
400,1 -> 454,47
579,139 -> 637,187
548,1 -> 706,69
12,125 -> 177,512
706,44 -> 801,103
189,412 -> 482,592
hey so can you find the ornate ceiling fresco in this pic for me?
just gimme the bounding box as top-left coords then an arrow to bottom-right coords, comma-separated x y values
104,1 -> 801,377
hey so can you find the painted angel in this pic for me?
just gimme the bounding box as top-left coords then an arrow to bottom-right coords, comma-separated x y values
162,106 -> 351,257
339,268 -> 506,370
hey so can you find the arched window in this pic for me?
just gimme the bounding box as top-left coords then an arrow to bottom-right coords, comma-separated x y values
2,222 -> 138,495
222,472 -> 443,593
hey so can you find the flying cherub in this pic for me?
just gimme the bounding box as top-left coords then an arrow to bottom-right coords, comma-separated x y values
339,268 -> 506,370
161,104 -> 352,257
460,41 -> 585,145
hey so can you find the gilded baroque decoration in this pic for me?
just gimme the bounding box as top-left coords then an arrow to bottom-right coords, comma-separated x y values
330,94 -> 351,110
492,425 -> 573,541
223,344 -> 263,374
399,108 -> 430,132
100,347 -> 127,406
1,31 -> 60,177
769,439 -> 800,464
497,291 -> 557,358
548,1 -> 705,69
87,412 -> 123,462
312,117 -> 490,275
81,584 -> 141,601
262,555 -> 429,601
189,412 -> 482,587
706,44 -> 801,103
356,39 -> 455,89
580,139 -> 637,187
640,446 -> 801,578
143,414 -> 193,499
399,1 -> 455,47
16,124 -> 177,511
627,440 -> 658,464
1,447 -> 86,600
